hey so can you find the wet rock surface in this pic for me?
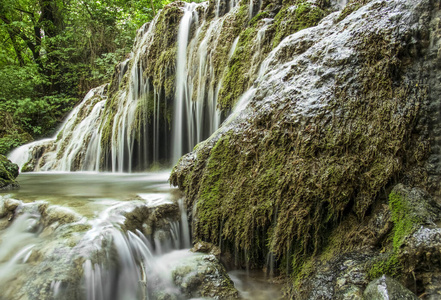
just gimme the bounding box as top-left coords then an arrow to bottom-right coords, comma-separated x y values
0,154 -> 19,189
171,0 -> 441,298
363,275 -> 419,300
171,253 -> 239,299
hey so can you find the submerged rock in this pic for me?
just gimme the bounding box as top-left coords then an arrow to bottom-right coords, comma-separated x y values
0,154 -> 19,189
363,275 -> 419,300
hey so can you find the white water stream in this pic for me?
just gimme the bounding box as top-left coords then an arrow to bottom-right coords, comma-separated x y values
0,173 -> 281,299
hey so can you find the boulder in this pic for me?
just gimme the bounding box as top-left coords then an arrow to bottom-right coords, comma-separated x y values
363,275 -> 418,300
171,253 -> 239,299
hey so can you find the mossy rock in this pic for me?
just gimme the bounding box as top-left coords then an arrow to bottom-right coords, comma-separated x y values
271,0 -> 325,48
171,0 -> 436,297
0,154 -> 19,189
388,184 -> 441,251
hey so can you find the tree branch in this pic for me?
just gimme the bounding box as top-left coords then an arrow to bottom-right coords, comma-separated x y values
13,7 -> 35,18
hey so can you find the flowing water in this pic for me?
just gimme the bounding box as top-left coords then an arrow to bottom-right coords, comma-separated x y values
1,0 -> 355,297
0,173 -> 281,299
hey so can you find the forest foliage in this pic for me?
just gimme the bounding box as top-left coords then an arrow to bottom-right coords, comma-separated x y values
0,0 -> 173,155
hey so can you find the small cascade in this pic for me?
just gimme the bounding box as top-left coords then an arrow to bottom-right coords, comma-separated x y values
172,1 -> 240,163
249,0 -> 262,19
8,85 -> 108,171
82,229 -> 192,300
0,212 -> 41,284
79,197 -> 194,299
178,198 -> 192,249
249,0 -> 254,19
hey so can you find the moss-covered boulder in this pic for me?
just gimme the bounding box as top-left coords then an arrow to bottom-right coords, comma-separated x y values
0,154 -> 19,189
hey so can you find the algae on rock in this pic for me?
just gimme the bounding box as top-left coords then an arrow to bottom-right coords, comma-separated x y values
0,155 -> 19,190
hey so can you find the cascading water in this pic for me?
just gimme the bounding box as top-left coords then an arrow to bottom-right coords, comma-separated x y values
79,198 -> 194,300
172,2 -> 235,163
9,0 -> 242,173
0,173 -> 244,300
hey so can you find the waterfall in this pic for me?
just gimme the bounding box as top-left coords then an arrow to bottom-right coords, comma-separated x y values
172,4 -> 195,164
172,2 -> 239,163
9,0 -> 242,172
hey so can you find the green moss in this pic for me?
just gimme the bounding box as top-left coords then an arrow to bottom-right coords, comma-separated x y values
21,161 -> 33,172
235,4 -> 250,25
145,3 -> 183,93
217,22 -> 273,110
211,6 -> 250,85
366,188 -> 434,280
217,27 -> 256,110
99,94 -> 117,153
0,154 -> 19,189
367,253 -> 400,279
249,11 -> 270,27
389,191 -> 419,251
196,134 -> 235,243
272,1 -> 325,48
57,132 -> 73,160
171,14 -> 429,280
152,47 -> 177,99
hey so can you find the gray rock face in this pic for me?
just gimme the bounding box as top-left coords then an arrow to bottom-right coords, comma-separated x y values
171,0 -> 441,298
391,184 -> 441,226
363,275 -> 419,300
400,226 -> 441,299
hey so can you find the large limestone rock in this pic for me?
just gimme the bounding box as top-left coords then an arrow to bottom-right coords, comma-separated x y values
170,0 -> 441,298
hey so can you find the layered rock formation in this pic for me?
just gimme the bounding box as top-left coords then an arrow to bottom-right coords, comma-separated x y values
171,0 -> 441,298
